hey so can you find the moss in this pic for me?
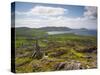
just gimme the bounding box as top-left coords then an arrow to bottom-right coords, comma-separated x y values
15,57 -> 32,67
15,33 -> 97,72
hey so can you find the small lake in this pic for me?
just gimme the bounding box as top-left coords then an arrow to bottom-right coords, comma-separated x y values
47,30 -> 97,36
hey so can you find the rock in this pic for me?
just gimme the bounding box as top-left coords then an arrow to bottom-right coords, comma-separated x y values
49,50 -> 66,57
82,56 -> 92,59
54,60 -> 82,70
91,61 -> 97,68
32,64 -> 42,72
64,60 -> 82,70
77,47 -> 97,53
55,62 -> 66,70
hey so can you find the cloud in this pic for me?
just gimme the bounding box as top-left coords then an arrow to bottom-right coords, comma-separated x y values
15,6 -> 97,29
16,6 -> 67,16
16,16 -> 97,29
84,6 -> 97,19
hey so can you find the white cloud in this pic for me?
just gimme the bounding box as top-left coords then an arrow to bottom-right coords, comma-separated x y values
84,6 -> 97,19
15,16 -> 97,29
16,6 -> 67,16
15,6 -> 97,29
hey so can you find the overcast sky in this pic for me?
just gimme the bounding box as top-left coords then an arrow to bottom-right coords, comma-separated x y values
12,2 -> 97,29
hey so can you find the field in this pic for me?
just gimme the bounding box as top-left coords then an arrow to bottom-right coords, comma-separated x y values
15,28 -> 97,73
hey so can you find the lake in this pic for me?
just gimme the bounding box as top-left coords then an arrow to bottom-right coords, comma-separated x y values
47,30 -> 97,36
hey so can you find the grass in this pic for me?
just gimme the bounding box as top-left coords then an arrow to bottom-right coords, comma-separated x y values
15,33 -> 97,73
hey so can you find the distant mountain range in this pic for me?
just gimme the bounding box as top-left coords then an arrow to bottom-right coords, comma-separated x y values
14,27 -> 96,31
13,27 -> 97,37
37,27 -> 71,31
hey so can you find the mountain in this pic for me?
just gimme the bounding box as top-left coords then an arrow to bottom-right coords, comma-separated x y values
79,28 -> 88,30
15,27 -> 35,37
14,27 -> 48,38
13,27 -> 97,37
14,27 -> 71,37
37,27 -> 71,31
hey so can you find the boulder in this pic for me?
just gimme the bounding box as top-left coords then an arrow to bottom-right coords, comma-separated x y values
54,60 -> 82,70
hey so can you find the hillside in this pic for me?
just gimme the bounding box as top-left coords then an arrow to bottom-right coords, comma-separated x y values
14,27 -> 97,38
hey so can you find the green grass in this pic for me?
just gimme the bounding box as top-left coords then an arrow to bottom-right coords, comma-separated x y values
15,33 -> 97,73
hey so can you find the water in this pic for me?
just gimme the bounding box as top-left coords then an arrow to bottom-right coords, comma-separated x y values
47,30 -> 97,36
48,31 -> 73,35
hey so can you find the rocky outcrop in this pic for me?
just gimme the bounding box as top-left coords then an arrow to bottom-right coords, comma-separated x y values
54,60 -> 82,70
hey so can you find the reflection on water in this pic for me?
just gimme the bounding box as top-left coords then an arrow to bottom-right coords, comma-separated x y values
47,30 -> 97,36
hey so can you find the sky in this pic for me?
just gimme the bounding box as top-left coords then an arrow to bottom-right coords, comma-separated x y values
12,2 -> 97,29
